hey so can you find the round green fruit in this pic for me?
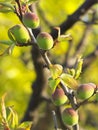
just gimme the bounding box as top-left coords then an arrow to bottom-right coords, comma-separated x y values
23,12 -> 40,29
62,108 -> 78,126
77,83 -> 95,100
36,32 -> 54,50
8,24 -> 30,44
52,87 -> 67,106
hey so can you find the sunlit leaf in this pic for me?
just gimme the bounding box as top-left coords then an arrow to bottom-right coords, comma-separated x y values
0,2 -> 15,13
48,77 -> 61,93
7,106 -> 18,129
50,64 -> 63,79
0,0 -> 13,2
67,68 -> 75,77
74,56 -> 83,79
60,73 -> 78,90
0,43 -> 15,56
58,34 -> 72,42
18,121 -> 32,130
6,107 -> 12,123
0,40 -> 14,46
1,93 -> 7,120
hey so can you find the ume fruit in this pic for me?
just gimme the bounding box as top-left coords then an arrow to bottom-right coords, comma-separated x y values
36,32 -> 54,50
62,108 -> 78,126
77,83 -> 95,100
52,87 -> 67,106
23,12 -> 40,29
8,24 -> 30,44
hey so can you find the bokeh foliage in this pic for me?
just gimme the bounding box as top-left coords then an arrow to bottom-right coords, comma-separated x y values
0,0 -> 98,129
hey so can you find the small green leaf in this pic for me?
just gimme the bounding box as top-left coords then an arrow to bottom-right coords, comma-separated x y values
50,64 -> 63,79
48,78 -> 61,93
0,40 -> 14,45
6,107 -> 12,123
58,34 -> 72,42
1,94 -> 7,120
18,121 -> 32,130
67,68 -> 75,77
0,2 -> 15,13
8,29 -> 16,42
0,43 -> 15,56
7,106 -> 18,129
74,57 -> 83,79
60,73 -> 78,90
0,0 -> 13,2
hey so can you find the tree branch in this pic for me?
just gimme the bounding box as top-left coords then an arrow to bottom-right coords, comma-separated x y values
21,46 -> 48,121
21,0 -> 97,125
50,0 -> 97,39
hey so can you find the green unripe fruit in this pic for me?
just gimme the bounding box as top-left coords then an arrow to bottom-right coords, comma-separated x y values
52,87 -> 67,106
23,12 -> 40,29
8,24 -> 30,44
62,108 -> 78,126
77,83 -> 95,100
36,32 -> 54,50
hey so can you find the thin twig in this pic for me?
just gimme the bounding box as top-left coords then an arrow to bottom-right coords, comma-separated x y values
60,82 -> 79,130
52,110 -> 58,130
50,0 -> 98,39
73,124 -> 79,130
15,0 -> 23,20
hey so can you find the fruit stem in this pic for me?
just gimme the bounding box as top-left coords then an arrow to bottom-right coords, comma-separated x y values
27,28 -> 52,68
52,110 -> 58,130
28,28 -> 37,43
60,81 -> 78,110
41,51 -> 52,68
73,124 -> 79,130
15,0 -> 23,20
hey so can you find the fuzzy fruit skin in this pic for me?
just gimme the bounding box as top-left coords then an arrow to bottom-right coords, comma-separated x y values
23,12 -> 40,29
88,83 -> 96,89
36,32 -> 54,50
62,108 -> 78,126
8,24 -> 30,44
77,83 -> 95,100
52,87 -> 67,106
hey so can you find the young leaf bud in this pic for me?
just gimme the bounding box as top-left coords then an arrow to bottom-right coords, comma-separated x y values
50,64 -> 63,79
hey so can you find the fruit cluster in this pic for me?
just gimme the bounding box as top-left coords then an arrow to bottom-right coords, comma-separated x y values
7,5 -> 98,128
51,82 -> 97,126
8,11 -> 54,50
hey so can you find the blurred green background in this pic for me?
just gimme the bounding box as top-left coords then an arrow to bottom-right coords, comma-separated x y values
0,0 -> 98,129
